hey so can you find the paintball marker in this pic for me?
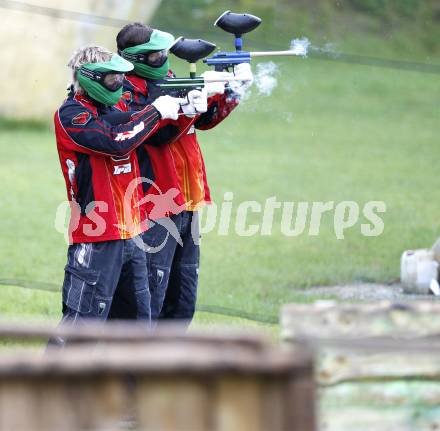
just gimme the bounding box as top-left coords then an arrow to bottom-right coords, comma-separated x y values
158,37 -> 250,98
157,37 -> 215,98
204,10 -> 304,71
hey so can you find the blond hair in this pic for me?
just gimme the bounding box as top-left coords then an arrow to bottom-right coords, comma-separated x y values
68,45 -> 113,94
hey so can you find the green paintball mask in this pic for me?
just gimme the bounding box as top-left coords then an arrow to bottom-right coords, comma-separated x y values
77,54 -> 134,105
121,29 -> 175,80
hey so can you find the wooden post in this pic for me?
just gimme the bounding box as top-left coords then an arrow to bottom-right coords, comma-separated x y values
281,301 -> 440,431
0,325 -> 315,431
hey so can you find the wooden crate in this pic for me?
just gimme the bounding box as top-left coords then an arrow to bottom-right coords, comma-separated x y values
0,324 -> 315,431
281,301 -> 440,431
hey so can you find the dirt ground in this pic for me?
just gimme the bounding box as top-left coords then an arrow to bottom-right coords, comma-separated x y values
302,283 -> 440,302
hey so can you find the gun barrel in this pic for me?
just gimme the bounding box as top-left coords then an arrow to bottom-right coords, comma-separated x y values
204,78 -> 252,83
250,50 -> 303,57
159,77 -> 251,88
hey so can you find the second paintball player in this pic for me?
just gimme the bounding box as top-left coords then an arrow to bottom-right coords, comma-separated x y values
116,23 -> 254,324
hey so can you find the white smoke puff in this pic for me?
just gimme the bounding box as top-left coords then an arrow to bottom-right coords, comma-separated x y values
254,62 -> 279,96
289,37 -> 311,57
321,42 -> 340,58
323,42 -> 338,53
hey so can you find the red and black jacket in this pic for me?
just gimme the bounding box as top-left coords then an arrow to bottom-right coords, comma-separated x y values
54,92 -> 164,244
122,73 -> 240,214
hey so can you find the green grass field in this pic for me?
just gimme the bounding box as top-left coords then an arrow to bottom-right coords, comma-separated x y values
0,53 -> 439,329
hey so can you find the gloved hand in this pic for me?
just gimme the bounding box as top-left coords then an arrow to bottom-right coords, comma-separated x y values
152,95 -> 182,121
201,70 -> 232,96
229,63 -> 254,96
181,89 -> 208,117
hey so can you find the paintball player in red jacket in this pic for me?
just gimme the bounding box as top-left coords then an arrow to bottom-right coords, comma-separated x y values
53,45 -> 185,327
116,23 -> 254,325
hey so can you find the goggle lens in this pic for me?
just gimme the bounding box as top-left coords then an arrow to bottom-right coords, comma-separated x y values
102,73 -> 124,91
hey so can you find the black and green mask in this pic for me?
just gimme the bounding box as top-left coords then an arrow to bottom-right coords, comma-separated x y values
77,54 -> 133,105
121,29 -> 175,80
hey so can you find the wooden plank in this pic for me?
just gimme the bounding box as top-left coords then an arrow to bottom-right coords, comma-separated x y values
0,376 -> 127,431
0,327 -> 316,431
282,301 -> 440,340
318,350 -> 440,385
0,380 -> 48,431
321,381 -> 440,407
0,343 -> 308,377
285,373 -> 317,431
214,376 -> 264,431
261,378 -> 285,431
320,406 -> 440,431
0,321 -> 268,348
136,376 -> 211,431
